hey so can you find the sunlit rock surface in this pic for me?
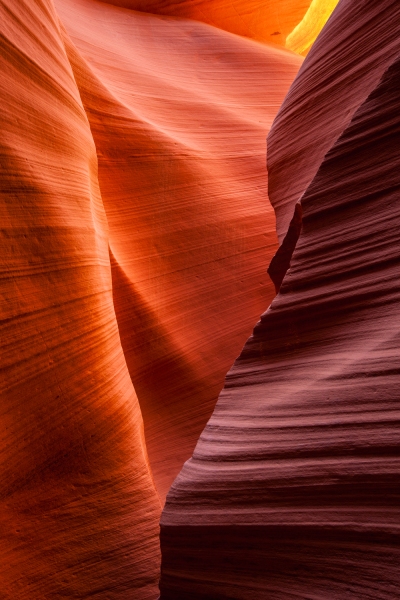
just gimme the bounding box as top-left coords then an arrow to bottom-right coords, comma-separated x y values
160,8 -> 400,600
286,0 -> 340,55
55,0 -> 302,499
0,1 -> 161,598
94,0 -> 312,46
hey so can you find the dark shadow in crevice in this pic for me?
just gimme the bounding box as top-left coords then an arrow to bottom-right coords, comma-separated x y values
267,202 -> 303,293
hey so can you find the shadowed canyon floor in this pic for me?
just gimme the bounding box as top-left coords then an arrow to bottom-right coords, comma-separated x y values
2,0 -> 399,598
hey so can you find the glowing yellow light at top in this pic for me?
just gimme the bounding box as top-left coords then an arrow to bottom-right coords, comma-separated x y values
285,0 -> 340,56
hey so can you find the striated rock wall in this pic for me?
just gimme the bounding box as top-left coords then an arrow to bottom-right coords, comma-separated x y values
2,0 -> 390,596
0,1 -> 161,597
55,0 -> 302,499
268,0 -> 400,241
160,6 -> 400,598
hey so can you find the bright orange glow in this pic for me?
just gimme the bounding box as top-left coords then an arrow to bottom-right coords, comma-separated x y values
286,0 -> 340,55
96,0 -> 313,47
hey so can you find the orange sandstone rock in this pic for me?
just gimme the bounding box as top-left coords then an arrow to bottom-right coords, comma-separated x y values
94,0 -> 313,47
0,1 -> 160,597
55,0 -> 303,500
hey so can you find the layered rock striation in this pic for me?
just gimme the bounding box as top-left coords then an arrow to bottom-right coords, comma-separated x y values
93,0 -> 312,47
160,7 -> 400,599
55,0 -> 302,499
269,0 -> 400,241
1,0 -> 384,597
0,1 -> 161,597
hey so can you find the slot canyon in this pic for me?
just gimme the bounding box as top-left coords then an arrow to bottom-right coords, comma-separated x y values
1,0 -> 399,598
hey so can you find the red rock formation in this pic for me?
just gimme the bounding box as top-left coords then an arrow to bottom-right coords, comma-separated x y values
0,1 -> 160,597
268,0 -> 400,241
2,0 -> 373,596
55,0 -> 302,499
160,16 -> 400,600
93,0 -> 312,47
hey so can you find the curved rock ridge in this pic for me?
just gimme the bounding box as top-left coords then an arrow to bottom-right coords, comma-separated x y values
0,1 -> 161,598
160,47 -> 400,600
93,0 -> 312,47
286,0 -> 340,55
55,0 -> 303,499
268,0 -> 400,241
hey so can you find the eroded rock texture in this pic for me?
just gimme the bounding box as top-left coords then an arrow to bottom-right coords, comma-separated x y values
0,1 -> 160,597
1,0 -> 381,596
54,0 -> 302,499
269,0 -> 400,241
94,0 -> 312,47
160,13 -> 400,600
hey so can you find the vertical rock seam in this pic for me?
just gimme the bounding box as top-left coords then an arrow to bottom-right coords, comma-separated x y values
267,202 -> 302,294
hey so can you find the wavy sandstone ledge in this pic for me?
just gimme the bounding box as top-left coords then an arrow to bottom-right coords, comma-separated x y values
93,0 -> 311,47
